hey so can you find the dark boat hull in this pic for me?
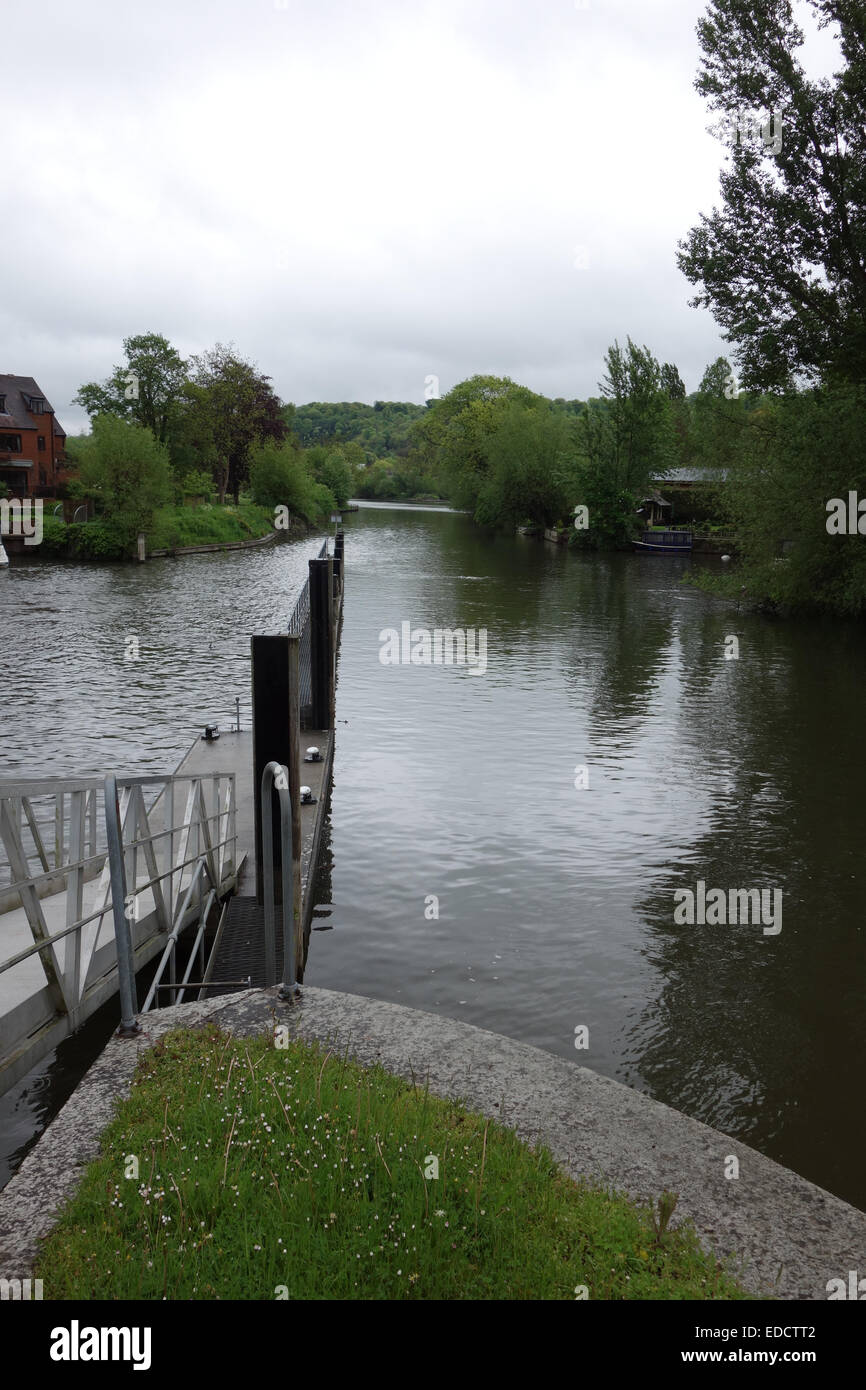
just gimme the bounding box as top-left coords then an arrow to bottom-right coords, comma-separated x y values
632,539 -> 693,553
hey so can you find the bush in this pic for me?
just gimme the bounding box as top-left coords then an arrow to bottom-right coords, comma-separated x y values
249,440 -> 332,522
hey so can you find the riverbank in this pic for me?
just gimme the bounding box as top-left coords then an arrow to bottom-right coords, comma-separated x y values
2,986 -> 863,1299
20,502 -> 319,562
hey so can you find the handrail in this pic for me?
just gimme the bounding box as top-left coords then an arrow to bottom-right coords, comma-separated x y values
0,771 -> 237,1042
260,761 -> 300,1001
105,774 -> 141,1036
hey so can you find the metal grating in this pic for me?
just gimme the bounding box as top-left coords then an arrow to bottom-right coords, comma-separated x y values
205,895 -> 290,997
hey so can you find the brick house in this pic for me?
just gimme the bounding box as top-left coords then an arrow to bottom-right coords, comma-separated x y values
0,375 -> 67,498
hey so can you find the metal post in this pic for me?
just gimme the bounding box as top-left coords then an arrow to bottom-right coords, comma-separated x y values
260,761 -> 300,1000
309,557 -> 333,731
287,635 -> 303,978
104,774 -> 141,1036
252,635 -> 297,907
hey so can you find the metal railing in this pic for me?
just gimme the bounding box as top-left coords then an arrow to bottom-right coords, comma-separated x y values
0,772 -> 238,1096
260,762 -> 300,1001
288,578 -> 313,716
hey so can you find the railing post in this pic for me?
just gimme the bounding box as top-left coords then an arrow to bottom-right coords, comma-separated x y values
287,635 -> 303,975
260,761 -> 300,1000
309,556 -> 335,730
104,774 -> 141,1036
252,635 -> 300,908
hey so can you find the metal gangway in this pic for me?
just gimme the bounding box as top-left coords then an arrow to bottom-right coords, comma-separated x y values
0,771 -> 239,1097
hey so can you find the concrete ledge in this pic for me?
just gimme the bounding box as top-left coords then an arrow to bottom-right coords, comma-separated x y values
149,531 -> 278,558
1,986 -> 863,1299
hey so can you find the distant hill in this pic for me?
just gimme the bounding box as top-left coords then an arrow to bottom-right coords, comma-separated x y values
287,401 -> 427,462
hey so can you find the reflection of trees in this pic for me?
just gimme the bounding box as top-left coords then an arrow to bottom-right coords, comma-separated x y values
627,614 -> 866,1207
576,557 -> 680,733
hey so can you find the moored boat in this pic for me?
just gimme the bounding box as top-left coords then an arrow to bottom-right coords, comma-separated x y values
632,528 -> 693,553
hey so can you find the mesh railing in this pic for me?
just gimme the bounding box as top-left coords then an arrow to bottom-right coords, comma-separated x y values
288,577 -> 313,718
286,538 -> 333,724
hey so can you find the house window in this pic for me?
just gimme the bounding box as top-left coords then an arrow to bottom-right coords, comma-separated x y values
38,435 -> 46,451
0,395 -> 6,412
0,434 -> 22,453
39,466 -> 47,486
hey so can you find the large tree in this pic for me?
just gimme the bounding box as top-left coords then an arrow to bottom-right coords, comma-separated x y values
677,0 -> 866,389
409,374 -> 544,512
75,333 -> 188,444
182,346 -> 288,503
598,338 -> 677,489
76,414 -> 172,543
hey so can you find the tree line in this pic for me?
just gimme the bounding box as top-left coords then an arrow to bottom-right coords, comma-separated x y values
68,336 -> 361,546
409,0 -> 866,617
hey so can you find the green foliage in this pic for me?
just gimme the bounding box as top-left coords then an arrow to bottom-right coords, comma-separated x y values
651,1192 -> 680,1245
410,375 -> 546,513
75,414 -> 172,545
248,439 -> 329,522
474,402 -> 577,529
148,503 -> 277,551
677,0 -> 866,389
182,346 -> 289,503
179,469 -> 214,500
290,401 -> 426,460
697,384 -> 866,615
310,449 -> 353,507
74,333 -> 188,444
598,338 -> 678,491
36,1027 -> 749,1301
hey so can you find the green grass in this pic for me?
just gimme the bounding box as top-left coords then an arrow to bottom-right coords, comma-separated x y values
148,503 -> 278,550
36,1026 -> 751,1301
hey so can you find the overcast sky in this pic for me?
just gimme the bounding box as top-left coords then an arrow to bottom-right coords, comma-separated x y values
2,0 -> 842,432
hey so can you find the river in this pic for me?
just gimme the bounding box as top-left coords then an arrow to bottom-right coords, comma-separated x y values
1,503 -> 864,1209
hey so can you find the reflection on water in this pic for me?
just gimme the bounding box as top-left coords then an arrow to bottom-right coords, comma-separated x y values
1,513 -> 864,1209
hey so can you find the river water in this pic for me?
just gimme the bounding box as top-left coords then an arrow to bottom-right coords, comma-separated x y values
1,504 -> 864,1209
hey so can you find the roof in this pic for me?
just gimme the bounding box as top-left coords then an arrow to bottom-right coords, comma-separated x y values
654,466 -> 729,484
640,489 -> 671,506
0,374 -> 62,432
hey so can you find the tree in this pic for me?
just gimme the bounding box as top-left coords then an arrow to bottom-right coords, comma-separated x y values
677,0 -> 866,389
182,346 -> 288,503
409,375 -> 544,511
661,363 -> 687,399
248,440 -> 333,522
76,415 -> 172,544
598,338 -> 678,490
474,403 -> 576,529
318,451 -> 354,507
75,333 -> 188,444
707,384 -> 866,613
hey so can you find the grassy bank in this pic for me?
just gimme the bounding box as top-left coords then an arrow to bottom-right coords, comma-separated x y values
147,502 -> 285,550
35,503 -> 305,561
36,1026 -> 749,1301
